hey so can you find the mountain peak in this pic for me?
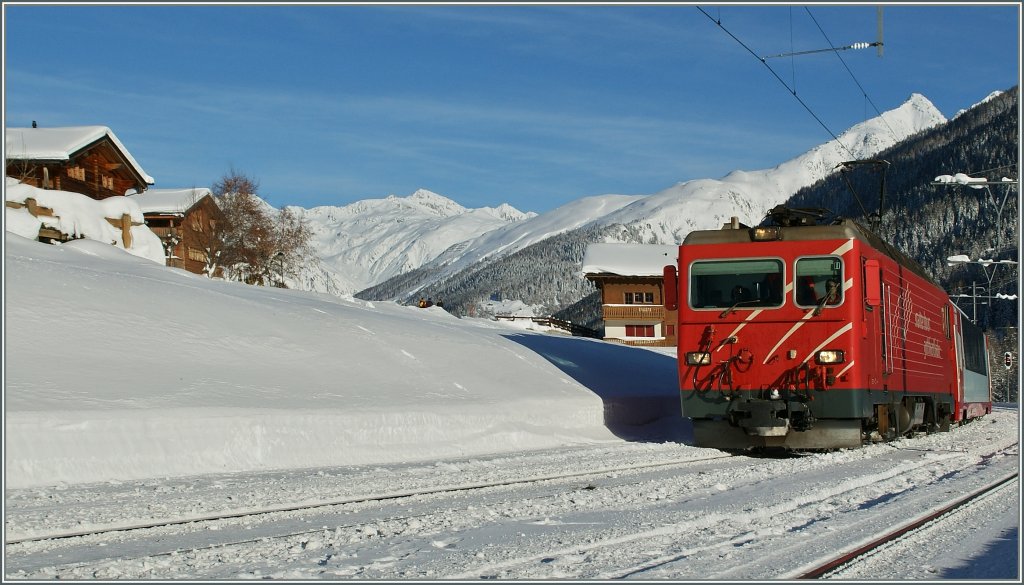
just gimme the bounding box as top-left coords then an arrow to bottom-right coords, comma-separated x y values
481,203 -> 536,222
953,90 -> 1006,119
404,189 -> 467,217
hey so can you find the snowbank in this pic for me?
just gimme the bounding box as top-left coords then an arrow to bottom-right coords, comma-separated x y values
5,177 -> 165,264
3,234 -> 680,488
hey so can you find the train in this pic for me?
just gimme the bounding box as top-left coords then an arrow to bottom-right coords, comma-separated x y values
662,206 -> 992,450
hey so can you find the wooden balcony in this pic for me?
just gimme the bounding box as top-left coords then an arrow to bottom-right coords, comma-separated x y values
602,304 -> 665,321
604,337 -> 676,348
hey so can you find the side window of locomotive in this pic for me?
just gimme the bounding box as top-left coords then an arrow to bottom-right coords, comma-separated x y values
689,259 -> 784,309
795,257 -> 844,307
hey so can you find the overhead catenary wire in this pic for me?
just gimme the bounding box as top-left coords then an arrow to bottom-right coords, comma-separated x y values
965,163 -> 1019,179
804,7 -> 900,143
696,6 -> 857,160
788,6 -> 797,95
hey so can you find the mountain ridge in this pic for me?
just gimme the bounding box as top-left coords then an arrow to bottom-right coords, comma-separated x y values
270,90 -> 1001,315
351,91 -> 953,310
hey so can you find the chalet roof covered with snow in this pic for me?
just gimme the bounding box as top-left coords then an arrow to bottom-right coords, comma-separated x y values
130,188 -> 214,214
581,243 -> 678,277
5,125 -> 155,185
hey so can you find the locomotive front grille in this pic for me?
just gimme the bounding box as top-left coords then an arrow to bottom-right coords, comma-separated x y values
730,398 -> 812,437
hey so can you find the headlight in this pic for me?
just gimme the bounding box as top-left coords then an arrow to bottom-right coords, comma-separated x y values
686,351 -> 712,366
750,226 -> 782,241
816,350 -> 845,364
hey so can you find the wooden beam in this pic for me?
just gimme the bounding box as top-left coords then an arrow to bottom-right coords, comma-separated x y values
105,216 -> 144,228
10,198 -> 57,218
37,227 -> 67,242
121,213 -> 132,248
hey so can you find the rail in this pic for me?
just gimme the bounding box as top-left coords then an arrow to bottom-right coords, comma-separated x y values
4,453 -> 732,545
794,471 -> 1020,579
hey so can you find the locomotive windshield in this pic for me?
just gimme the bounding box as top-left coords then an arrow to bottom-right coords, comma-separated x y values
689,259 -> 784,309
795,257 -> 844,308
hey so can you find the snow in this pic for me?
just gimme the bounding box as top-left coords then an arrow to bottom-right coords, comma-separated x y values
292,189 -> 536,294
934,172 -> 990,189
953,90 -> 1005,119
129,187 -> 213,213
581,243 -> 678,276
284,93 -> 946,299
4,217 -> 1020,582
5,178 -> 165,265
590,93 -> 947,243
4,231 -> 632,489
3,89 -> 1018,579
5,126 -> 155,186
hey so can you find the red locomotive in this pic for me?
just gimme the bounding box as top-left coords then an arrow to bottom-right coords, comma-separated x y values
663,206 -> 992,450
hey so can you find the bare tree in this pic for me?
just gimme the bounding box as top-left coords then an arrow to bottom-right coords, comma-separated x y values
211,168 -> 314,287
273,206 -> 315,286
213,169 -> 276,285
212,166 -> 260,201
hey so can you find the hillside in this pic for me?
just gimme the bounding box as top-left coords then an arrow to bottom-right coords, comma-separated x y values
789,86 -> 1019,398
284,189 -> 535,294
791,87 -> 1018,291
354,87 -> 1019,400
357,92 -> 950,314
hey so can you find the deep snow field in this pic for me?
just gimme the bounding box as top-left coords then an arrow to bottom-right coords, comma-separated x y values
4,232 -> 680,489
3,232 -> 1020,580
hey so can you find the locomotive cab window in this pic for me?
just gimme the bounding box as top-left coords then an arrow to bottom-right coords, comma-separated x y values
689,259 -> 784,310
795,257 -> 843,308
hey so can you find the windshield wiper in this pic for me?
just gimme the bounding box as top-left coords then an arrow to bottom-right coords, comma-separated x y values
719,299 -> 762,318
812,282 -> 840,317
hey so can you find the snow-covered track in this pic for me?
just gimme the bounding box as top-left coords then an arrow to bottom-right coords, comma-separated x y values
794,471 -> 1019,579
5,451 -> 735,545
443,442 -> 1019,580
6,420 -> 1017,580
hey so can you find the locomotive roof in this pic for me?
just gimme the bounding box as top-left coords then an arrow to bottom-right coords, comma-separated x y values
682,219 -> 940,288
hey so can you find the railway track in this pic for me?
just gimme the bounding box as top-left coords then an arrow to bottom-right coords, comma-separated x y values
443,442 -> 1018,580
5,448 -> 737,545
6,435 -> 1016,580
5,452 -> 736,545
793,471 -> 1019,579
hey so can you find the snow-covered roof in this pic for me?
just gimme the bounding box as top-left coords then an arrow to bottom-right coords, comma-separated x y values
130,187 -> 213,214
581,243 -> 678,277
5,126 -> 155,185
4,177 -> 165,265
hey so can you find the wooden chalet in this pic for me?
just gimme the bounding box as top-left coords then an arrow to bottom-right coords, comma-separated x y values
6,125 -> 154,200
130,188 -> 223,276
582,243 -> 679,348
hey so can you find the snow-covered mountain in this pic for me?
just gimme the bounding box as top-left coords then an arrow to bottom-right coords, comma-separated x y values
352,94 -> 946,301
279,93 -> 946,298
286,189 -> 535,294
591,93 -> 946,243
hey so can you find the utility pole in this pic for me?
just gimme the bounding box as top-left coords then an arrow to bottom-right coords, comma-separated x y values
932,173 -> 1018,252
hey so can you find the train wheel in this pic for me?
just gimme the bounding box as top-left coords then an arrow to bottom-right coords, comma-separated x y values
897,401 -> 913,437
923,399 -> 940,434
874,404 -> 897,442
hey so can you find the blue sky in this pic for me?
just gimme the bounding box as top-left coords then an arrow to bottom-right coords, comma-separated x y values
3,3 -> 1020,213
